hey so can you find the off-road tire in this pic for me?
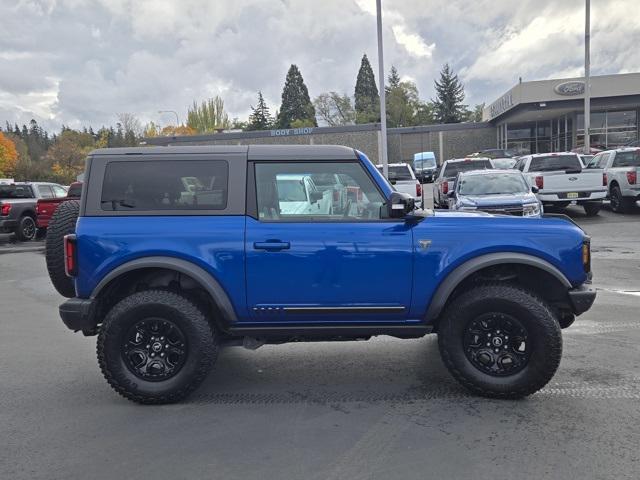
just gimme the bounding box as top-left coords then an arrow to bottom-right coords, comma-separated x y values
583,202 -> 601,216
97,290 -> 217,405
45,200 -> 79,298
15,215 -> 36,241
610,185 -> 633,213
438,283 -> 562,399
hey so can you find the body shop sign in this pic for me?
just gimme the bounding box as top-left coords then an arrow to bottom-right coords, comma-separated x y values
270,127 -> 314,137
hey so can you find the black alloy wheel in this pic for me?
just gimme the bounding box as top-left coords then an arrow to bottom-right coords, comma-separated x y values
122,317 -> 188,381
16,216 -> 36,241
463,313 -> 530,377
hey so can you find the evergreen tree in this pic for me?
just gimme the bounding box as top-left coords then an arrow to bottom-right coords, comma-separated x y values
385,65 -> 401,94
276,65 -> 316,128
354,54 -> 380,124
247,91 -> 273,130
432,64 -> 467,123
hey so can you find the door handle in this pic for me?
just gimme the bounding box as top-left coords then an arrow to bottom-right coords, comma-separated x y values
253,241 -> 290,251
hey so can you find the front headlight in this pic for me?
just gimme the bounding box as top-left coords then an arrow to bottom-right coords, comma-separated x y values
523,203 -> 541,216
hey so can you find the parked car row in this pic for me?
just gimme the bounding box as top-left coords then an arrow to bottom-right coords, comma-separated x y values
0,181 -> 82,241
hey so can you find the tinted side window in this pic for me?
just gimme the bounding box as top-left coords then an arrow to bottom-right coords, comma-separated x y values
255,162 -> 385,221
38,185 -> 54,198
101,160 -> 228,211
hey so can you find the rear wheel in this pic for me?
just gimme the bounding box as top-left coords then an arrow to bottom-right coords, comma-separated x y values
610,185 -> 633,213
45,200 -> 79,298
15,215 -> 36,241
438,283 -> 562,398
97,290 -> 217,404
583,202 -> 601,216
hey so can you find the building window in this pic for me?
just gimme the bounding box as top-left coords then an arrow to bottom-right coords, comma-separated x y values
576,110 -> 638,149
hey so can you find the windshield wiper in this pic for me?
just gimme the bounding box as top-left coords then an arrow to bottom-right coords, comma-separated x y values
101,199 -> 136,209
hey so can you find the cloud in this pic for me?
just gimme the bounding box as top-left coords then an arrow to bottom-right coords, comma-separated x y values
0,0 -> 638,132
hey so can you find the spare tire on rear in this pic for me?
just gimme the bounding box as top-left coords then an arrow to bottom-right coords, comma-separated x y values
45,200 -> 80,298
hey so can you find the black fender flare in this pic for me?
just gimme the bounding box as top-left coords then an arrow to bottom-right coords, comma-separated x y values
91,256 -> 238,326
425,252 -> 572,322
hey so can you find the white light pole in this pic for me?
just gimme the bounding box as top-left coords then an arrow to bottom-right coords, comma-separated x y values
158,110 -> 180,126
584,0 -> 591,154
376,0 -> 389,178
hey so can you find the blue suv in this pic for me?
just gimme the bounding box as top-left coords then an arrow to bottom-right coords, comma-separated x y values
54,145 -> 596,404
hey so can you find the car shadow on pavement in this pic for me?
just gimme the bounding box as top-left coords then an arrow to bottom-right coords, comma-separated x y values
188,336 -> 471,405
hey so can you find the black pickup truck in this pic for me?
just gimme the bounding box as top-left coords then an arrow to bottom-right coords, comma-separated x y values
0,182 -> 67,241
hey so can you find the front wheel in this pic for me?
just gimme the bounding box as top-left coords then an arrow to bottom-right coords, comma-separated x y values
438,283 -> 562,399
97,290 -> 218,404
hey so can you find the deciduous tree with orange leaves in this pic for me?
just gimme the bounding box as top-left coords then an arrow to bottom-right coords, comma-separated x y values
0,132 -> 19,177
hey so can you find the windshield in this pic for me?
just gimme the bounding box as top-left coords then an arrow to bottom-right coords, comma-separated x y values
443,160 -> 492,178
0,185 -> 34,199
276,178 -> 308,201
415,158 -> 436,169
459,173 -> 529,195
529,155 -> 582,172
491,158 -> 516,169
614,151 -> 640,167
481,149 -> 516,159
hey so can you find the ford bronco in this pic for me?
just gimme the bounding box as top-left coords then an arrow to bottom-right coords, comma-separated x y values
54,145 -> 596,404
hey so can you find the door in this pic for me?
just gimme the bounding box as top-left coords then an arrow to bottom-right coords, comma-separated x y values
245,160 -> 414,323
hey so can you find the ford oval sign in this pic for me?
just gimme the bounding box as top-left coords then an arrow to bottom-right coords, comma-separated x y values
554,81 -> 585,96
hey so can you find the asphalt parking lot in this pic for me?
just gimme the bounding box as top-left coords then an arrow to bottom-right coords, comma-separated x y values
1,190 -> 639,480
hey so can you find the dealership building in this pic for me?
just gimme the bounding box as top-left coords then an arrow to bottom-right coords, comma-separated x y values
147,72 -> 640,163
484,72 -> 640,154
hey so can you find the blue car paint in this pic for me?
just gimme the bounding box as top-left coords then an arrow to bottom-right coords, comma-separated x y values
245,216 -> 413,324
408,213 -> 586,320
74,216 -> 249,320
73,150 -> 588,327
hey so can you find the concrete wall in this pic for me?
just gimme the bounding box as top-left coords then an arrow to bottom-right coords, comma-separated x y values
146,122 -> 496,165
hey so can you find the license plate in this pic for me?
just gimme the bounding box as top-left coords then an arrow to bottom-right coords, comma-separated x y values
567,192 -> 579,199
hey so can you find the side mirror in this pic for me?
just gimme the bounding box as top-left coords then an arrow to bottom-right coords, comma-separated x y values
388,191 -> 415,218
531,186 -> 539,193
389,179 -> 397,185
447,191 -> 456,198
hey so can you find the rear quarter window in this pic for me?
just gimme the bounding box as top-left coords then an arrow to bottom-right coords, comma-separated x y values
100,160 -> 228,211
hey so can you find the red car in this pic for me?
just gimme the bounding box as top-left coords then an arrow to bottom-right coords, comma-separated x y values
36,181 -> 82,229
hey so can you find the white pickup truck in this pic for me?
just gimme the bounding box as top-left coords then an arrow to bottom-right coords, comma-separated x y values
586,147 -> 640,213
514,152 -> 606,216
376,163 -> 422,208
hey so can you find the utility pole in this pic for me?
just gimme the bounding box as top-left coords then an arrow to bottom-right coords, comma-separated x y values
584,0 -> 591,154
376,0 -> 388,178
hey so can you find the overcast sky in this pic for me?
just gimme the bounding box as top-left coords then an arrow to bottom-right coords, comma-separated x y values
1,0 -> 639,132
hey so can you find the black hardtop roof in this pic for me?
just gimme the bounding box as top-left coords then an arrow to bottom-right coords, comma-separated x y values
89,144 -> 358,161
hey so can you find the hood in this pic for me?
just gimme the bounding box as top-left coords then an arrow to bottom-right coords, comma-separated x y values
458,192 -> 537,207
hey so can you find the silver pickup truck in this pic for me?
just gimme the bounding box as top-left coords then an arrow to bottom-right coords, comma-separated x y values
0,182 -> 67,241
515,152 -> 606,216
586,147 -> 640,213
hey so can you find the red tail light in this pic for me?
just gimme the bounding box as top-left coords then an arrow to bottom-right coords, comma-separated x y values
64,234 -> 78,277
627,171 -> 637,185
535,176 -> 544,189
0,203 -> 10,216
603,173 -> 608,186
416,183 -> 422,197
441,181 -> 449,194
